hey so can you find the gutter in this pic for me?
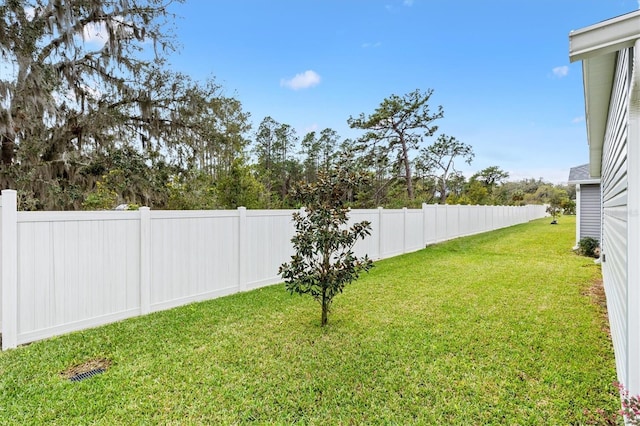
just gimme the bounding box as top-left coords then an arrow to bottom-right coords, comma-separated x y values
570,10 -> 640,61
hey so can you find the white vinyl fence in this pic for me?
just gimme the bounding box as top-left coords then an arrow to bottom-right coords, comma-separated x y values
0,189 -> 546,350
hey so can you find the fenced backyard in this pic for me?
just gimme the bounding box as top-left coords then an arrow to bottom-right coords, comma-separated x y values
0,189 -> 545,350
0,215 -> 618,424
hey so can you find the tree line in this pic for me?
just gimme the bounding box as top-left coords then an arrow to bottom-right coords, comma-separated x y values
0,0 -> 574,211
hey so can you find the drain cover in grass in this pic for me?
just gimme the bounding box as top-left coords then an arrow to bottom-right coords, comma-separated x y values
61,358 -> 111,382
69,368 -> 105,382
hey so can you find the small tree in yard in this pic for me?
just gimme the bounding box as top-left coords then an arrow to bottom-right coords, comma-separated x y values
279,164 -> 374,326
546,187 -> 569,224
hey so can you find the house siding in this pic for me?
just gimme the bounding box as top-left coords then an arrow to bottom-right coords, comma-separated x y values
578,184 -> 602,241
601,47 -> 631,387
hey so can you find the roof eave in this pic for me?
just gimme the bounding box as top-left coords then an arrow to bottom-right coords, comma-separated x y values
569,10 -> 640,178
569,10 -> 640,62
568,178 -> 601,185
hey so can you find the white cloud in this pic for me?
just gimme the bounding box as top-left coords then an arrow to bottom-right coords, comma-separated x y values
24,7 -> 35,21
403,0 -> 414,6
552,66 -> 569,78
81,18 -> 147,47
280,70 -> 321,90
82,22 -> 109,46
571,116 -> 585,124
305,123 -> 319,133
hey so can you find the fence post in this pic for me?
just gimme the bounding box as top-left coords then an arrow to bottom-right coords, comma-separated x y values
442,204 -> 447,240
2,190 -> 18,350
422,203 -> 428,247
445,204 -> 451,239
402,207 -> 408,254
378,207 -> 384,259
238,207 -> 247,291
491,205 -> 496,230
139,207 -> 151,315
433,204 -> 438,242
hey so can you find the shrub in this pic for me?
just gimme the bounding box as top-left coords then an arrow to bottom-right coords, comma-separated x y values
616,382 -> 640,424
577,237 -> 600,258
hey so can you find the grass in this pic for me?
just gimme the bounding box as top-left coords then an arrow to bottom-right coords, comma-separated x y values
0,216 -> 620,424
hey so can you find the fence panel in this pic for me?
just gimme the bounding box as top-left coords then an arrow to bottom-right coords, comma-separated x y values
380,209 -> 405,258
405,209 -> 425,253
349,209 -> 380,260
446,205 -> 460,239
460,205 -> 472,237
15,211 -> 140,345
150,211 -> 240,312
244,210 -> 296,290
423,205 -> 437,245
435,205 -> 447,242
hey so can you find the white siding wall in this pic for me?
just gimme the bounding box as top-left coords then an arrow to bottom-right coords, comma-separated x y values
601,47 -> 631,388
0,198 -> 546,350
627,39 -> 640,395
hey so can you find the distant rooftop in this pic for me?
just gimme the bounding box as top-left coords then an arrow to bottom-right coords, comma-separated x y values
568,164 -> 600,183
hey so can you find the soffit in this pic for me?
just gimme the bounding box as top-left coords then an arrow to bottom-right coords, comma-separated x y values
583,54 -> 616,178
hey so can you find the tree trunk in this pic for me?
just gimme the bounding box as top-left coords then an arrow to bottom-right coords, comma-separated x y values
281,173 -> 288,201
440,179 -> 447,204
1,135 -> 15,165
400,138 -> 414,199
321,288 -> 328,326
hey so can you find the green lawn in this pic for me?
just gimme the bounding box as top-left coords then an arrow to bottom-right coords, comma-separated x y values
0,216 -> 620,424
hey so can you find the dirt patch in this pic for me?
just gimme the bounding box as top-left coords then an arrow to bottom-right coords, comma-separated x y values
60,358 -> 112,380
583,278 -> 610,336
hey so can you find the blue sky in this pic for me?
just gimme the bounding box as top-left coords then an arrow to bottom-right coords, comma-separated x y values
165,0 -> 639,183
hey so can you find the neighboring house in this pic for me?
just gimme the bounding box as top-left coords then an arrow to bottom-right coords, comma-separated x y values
569,11 -> 640,395
567,164 -> 601,247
